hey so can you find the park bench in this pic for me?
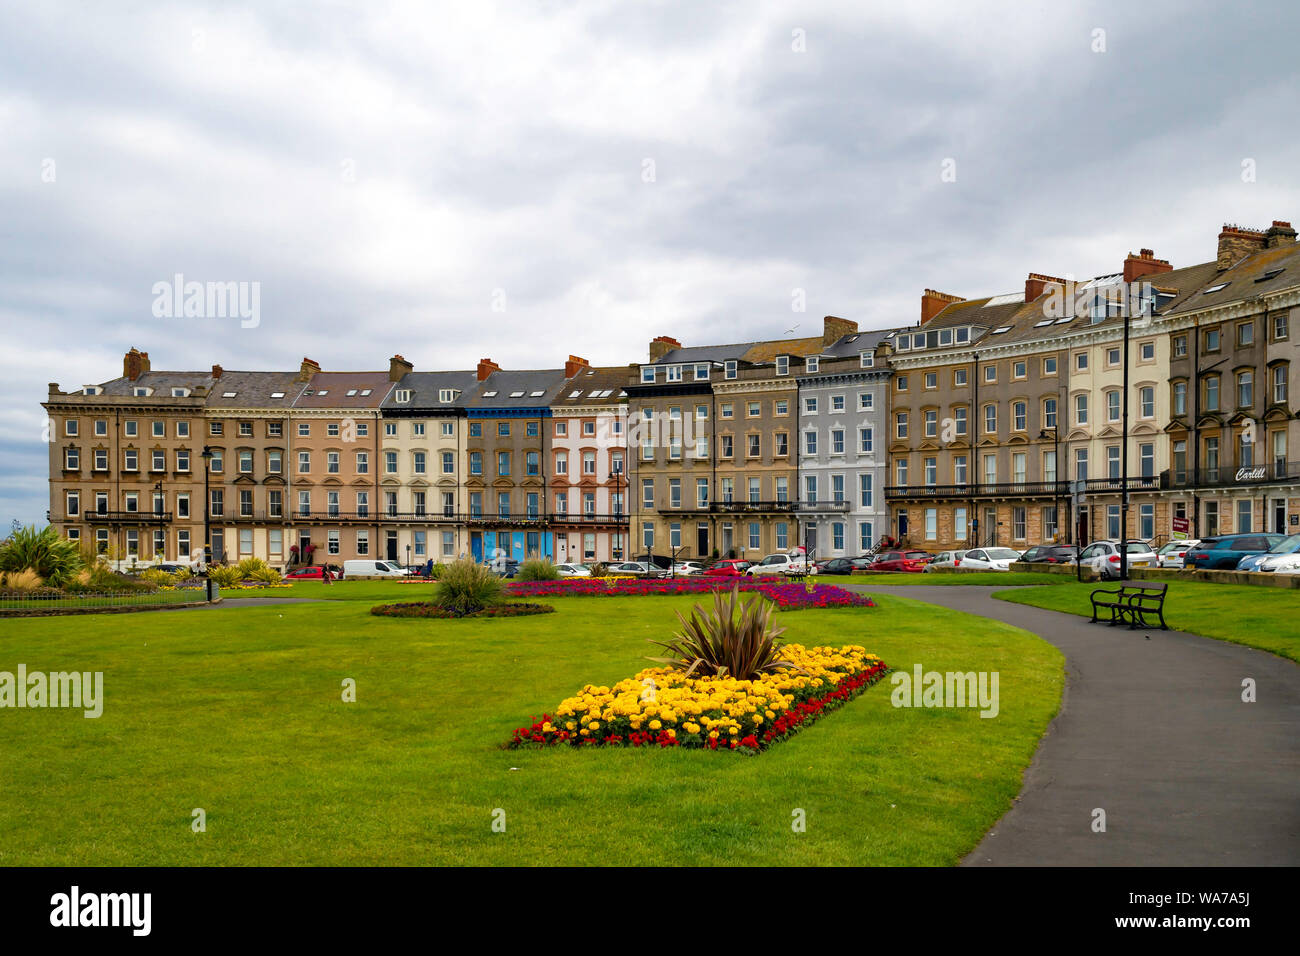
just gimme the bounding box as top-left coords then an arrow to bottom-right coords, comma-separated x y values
1089,581 -> 1169,630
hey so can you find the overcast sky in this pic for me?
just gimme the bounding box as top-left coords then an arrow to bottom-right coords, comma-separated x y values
3,0 -> 1299,526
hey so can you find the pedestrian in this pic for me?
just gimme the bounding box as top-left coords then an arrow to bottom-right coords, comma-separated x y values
321,563 -> 332,585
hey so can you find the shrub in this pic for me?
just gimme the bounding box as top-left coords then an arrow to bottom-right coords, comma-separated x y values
586,562 -> 608,577
0,525 -> 84,587
206,565 -> 243,588
0,568 -> 45,591
171,567 -> 195,584
428,563 -> 447,579
139,568 -> 176,588
248,565 -> 282,585
516,557 -> 560,582
648,585 -> 798,680
236,557 -> 272,578
431,558 -> 504,615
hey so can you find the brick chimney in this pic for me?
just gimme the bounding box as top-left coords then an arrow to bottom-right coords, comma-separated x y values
1122,250 -> 1172,283
389,354 -> 414,382
1217,224 -> 1267,271
476,358 -> 501,381
1025,273 -> 1066,302
649,335 -> 682,363
123,348 -> 150,381
921,289 -> 964,325
821,315 -> 858,348
211,364 -> 223,380
564,354 -> 590,377
296,357 -> 321,383
1264,220 -> 1297,249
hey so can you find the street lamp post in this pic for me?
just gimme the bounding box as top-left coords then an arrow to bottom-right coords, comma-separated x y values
154,479 -> 164,562
612,461 -> 624,562
201,446 -> 213,569
1121,304 -> 1132,581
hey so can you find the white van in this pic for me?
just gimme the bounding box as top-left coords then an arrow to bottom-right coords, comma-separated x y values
342,559 -> 412,579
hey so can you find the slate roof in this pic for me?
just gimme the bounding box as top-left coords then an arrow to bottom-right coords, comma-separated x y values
293,371 -> 394,409
382,370 -> 479,410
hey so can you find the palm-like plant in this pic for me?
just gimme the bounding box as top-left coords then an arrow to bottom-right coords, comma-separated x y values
432,557 -> 504,614
0,525 -> 84,587
648,585 -> 800,680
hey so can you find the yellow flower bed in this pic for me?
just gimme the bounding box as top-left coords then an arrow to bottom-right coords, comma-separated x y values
511,644 -> 888,752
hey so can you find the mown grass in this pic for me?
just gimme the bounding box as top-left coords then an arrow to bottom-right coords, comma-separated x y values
0,593 -> 1062,865
994,580 -> 1300,663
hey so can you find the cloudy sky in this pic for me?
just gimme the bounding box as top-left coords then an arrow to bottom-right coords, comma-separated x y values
3,0 -> 1299,526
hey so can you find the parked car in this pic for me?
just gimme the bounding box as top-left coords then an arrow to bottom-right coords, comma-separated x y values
284,565 -> 337,581
150,563 -> 196,576
343,559 -> 412,579
816,557 -> 872,575
1018,545 -> 1077,565
871,550 -> 931,572
923,550 -> 968,571
745,553 -> 816,576
1184,533 -> 1285,571
670,561 -> 706,576
1156,539 -> 1201,569
956,547 -> 1024,571
607,561 -> 665,578
1077,540 -> 1159,579
554,563 -> 591,576
702,559 -> 752,577
1236,533 -> 1300,572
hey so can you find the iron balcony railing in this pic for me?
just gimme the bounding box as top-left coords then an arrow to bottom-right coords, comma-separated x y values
1160,460 -> 1300,490
83,511 -> 174,524
885,481 -> 1069,499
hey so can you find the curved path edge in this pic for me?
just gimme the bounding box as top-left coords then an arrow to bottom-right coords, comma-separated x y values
848,583 -> 1300,866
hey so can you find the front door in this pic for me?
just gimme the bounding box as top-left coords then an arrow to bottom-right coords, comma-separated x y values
697,523 -> 709,558
386,531 -> 398,562
896,511 -> 908,541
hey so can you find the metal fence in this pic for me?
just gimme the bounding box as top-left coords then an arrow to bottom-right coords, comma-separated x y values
0,588 -> 210,611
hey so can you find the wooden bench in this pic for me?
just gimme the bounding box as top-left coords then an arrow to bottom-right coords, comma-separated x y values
1089,581 -> 1169,630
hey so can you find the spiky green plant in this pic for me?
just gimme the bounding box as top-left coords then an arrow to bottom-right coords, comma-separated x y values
647,585 -> 801,680
516,557 -> 560,581
0,525 -> 84,587
432,557 -> 504,614
206,565 -> 243,588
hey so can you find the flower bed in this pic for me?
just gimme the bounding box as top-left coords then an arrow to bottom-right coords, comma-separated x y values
370,601 -> 554,619
505,578 -> 874,610
508,644 -> 888,753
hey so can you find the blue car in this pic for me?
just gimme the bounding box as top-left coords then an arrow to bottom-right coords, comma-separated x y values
1237,533 -> 1300,571
1185,533 -> 1285,570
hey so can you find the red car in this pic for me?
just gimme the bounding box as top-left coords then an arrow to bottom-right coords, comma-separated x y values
284,565 -> 337,580
702,559 -> 752,577
871,550 -> 931,572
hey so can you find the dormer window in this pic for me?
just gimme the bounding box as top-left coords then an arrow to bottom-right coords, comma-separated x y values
641,367 -> 656,384
694,363 -> 709,380
724,360 -> 738,380
955,328 -> 970,343
439,389 -> 457,402
396,389 -> 411,403
82,386 -> 102,395
938,329 -> 952,345
666,365 -> 683,382
912,333 -> 926,349
775,355 -> 789,376
133,386 -> 152,396
171,387 -> 189,397
806,356 -> 819,373
860,352 -> 874,369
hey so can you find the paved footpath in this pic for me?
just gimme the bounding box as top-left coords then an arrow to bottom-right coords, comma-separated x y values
848,584 -> 1300,866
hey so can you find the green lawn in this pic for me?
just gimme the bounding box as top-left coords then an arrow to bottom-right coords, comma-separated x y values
0,592 -> 1063,866
851,572 -> 1073,587
995,581 -> 1300,663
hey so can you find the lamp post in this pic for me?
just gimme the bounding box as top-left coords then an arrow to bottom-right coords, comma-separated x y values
970,350 -> 980,547
612,461 -> 624,562
201,446 -> 213,569
153,479 -> 164,563
1039,426 -> 1061,543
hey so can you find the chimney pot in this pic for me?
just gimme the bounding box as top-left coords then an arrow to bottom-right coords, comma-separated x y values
1123,250 -> 1172,283
211,364 -> 223,380
476,358 -> 501,381
821,315 -> 858,348
123,347 -> 151,381
920,289 -> 965,325
389,354 -> 414,382
564,354 -> 590,377
648,335 -> 683,363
